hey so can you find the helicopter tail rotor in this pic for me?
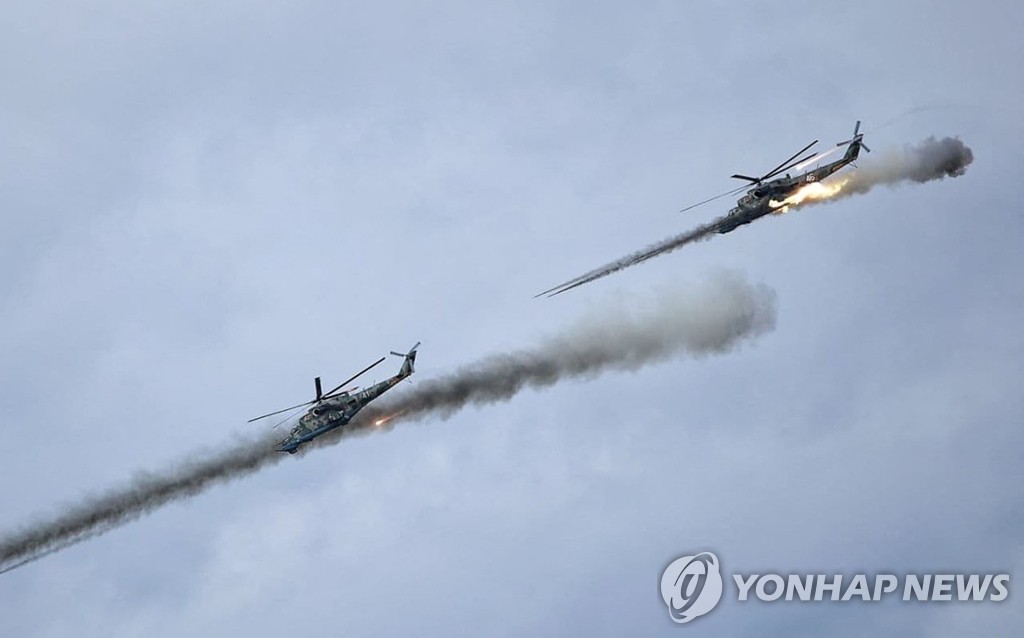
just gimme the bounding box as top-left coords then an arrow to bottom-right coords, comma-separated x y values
390,341 -> 420,377
836,120 -> 871,153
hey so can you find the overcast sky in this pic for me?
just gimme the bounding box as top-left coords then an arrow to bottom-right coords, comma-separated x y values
1,1 -> 1022,636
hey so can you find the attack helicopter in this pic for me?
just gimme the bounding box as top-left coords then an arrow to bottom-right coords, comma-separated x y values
534,121 -> 873,298
710,121 -> 870,233
248,342 -> 420,453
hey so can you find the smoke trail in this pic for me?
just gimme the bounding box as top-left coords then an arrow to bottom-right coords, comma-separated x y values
341,271 -> 775,436
801,136 -> 973,204
0,273 -> 776,574
535,221 -> 720,297
538,136 -> 974,297
0,433 -> 281,575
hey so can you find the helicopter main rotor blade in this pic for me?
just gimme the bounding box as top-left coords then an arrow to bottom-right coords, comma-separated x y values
761,151 -> 822,182
248,399 -> 317,423
322,356 -> 386,399
730,174 -> 762,183
270,406 -> 306,430
679,184 -> 750,214
759,139 -> 818,182
792,145 -> 843,171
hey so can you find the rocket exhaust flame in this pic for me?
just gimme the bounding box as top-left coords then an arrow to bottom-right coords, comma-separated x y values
0,274 -> 777,575
769,179 -> 849,212
373,411 -> 403,427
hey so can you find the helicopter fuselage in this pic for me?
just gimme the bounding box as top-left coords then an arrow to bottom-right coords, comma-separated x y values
275,362 -> 412,453
717,142 -> 861,234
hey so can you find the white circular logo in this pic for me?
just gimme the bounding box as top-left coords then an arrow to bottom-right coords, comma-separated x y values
660,552 -> 723,624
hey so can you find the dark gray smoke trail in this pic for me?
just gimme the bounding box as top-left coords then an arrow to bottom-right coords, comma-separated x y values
538,136 -> 974,296
0,273 -> 776,574
0,434 -> 281,575
340,271 -> 775,435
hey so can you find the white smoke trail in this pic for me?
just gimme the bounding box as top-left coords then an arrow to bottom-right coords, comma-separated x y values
801,136 -> 973,204
534,221 -> 720,298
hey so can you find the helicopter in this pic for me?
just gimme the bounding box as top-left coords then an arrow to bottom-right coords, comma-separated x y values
709,120 -> 870,233
533,121 -> 872,299
248,342 -> 420,453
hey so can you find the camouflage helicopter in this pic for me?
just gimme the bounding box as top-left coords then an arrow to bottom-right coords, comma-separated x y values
249,342 -> 420,453
711,121 -> 870,234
